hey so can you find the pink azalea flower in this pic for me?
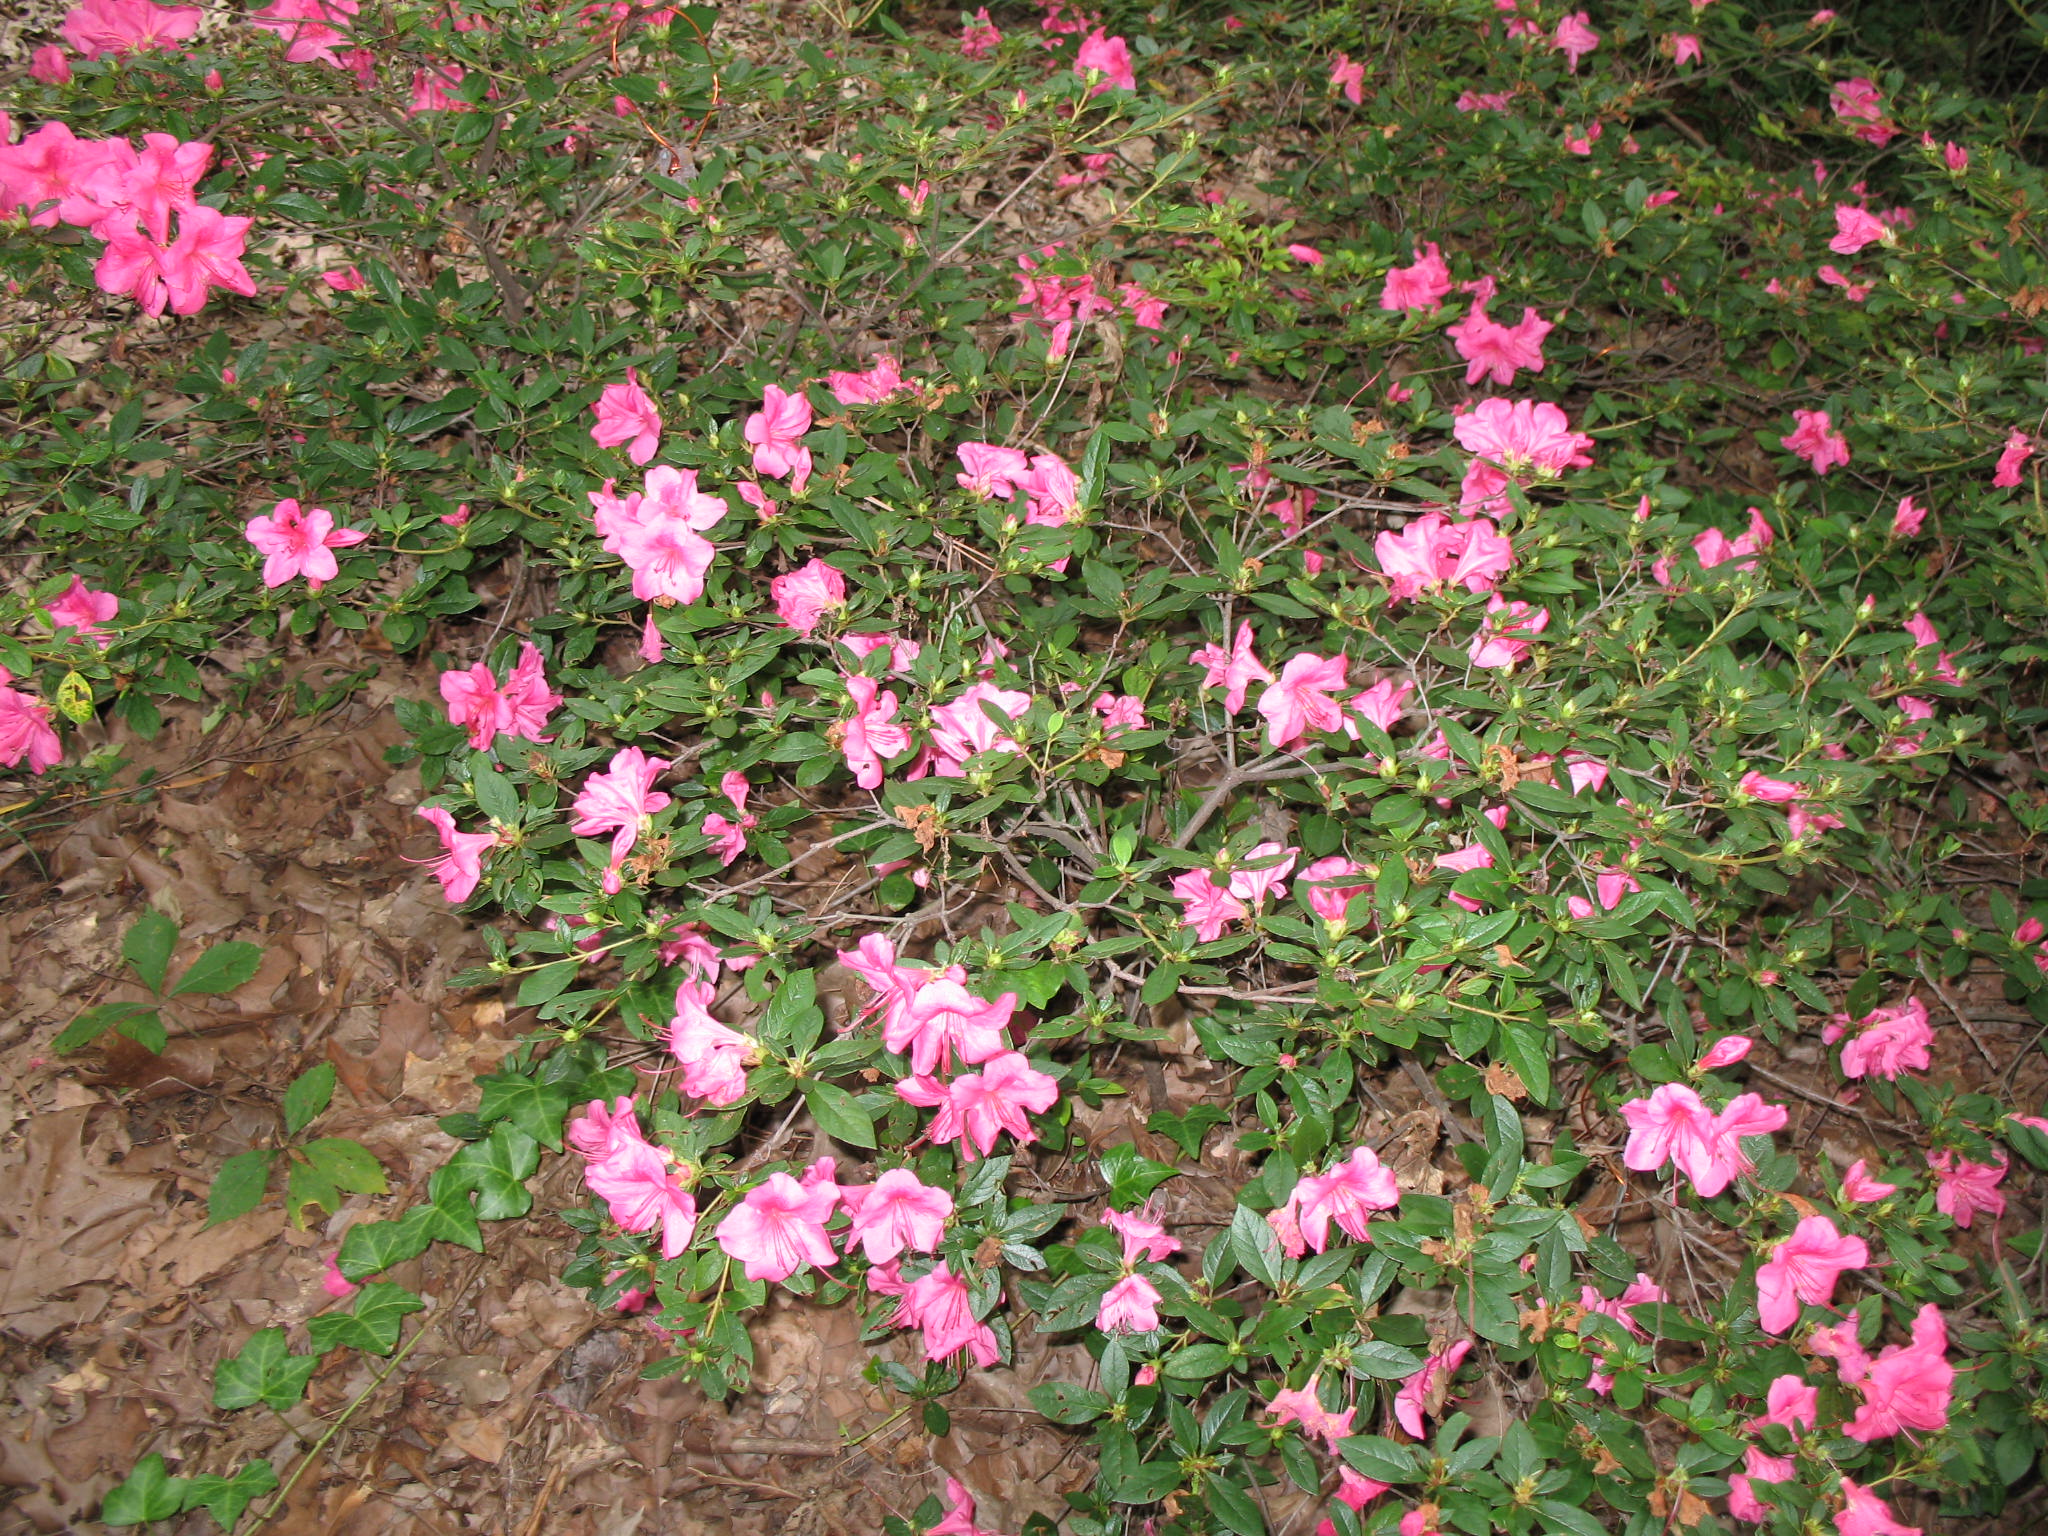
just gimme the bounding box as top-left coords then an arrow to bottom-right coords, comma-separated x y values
1926,1150 -> 2006,1228
1698,1035 -> 1753,1071
1344,677 -> 1412,739
827,353 -> 906,406
1074,29 -> 1136,92
0,670 -> 63,775
1257,651 -> 1349,748
1829,204 -> 1891,255
1375,512 -> 1515,598
44,576 -> 118,645
1841,1159 -> 1898,1202
1668,32 -> 1702,64
1782,409 -> 1850,474
958,7 -> 1000,58
743,384 -> 813,490
1266,1380 -> 1356,1453
608,466 -> 724,605
408,63 -> 472,116
637,611 -> 665,667
1315,1471 -> 1391,1536
1837,995 -> 1933,1080
323,265 -> 366,292
413,805 -> 496,903
1287,243 -> 1326,267
1994,429 -> 2034,488
584,1139 -> 698,1258
61,0 -> 200,59
1301,856 -> 1372,925
1942,140 -> 1969,172
1394,1340 -> 1473,1438
895,1051 -> 1060,1160
1103,1206 -> 1180,1264
668,981 -> 754,1105
1456,90 -> 1514,113
1097,1273 -> 1163,1332
1552,10 -> 1600,69
439,641 -> 560,752
1191,621 -> 1274,715
894,1261 -> 1000,1366
1118,281 -> 1168,329
1227,841 -> 1298,907
927,682 -> 1031,775
571,746 -> 672,894
1021,451 -> 1080,530
1621,1084 -> 1787,1197
30,46 -> 73,84
1329,52 -> 1365,105
1842,1304 -> 1953,1441
1755,1216 -> 1868,1333
837,674 -> 912,789
842,1168 -> 952,1262
1891,495 -> 1928,537
1727,1446 -> 1796,1522
883,977 -> 1016,1075
566,1096 -> 641,1161
699,770 -> 757,867
956,441 -> 1031,500
1453,397 -> 1595,512
591,368 -> 663,465
1836,1478 -> 1921,1536
1467,594 -> 1549,670
1746,1374 -> 1819,1434
770,557 -> 847,636
737,480 -> 778,520
1738,771 -> 1804,803
115,133 -> 212,245
1830,78 -> 1896,146
244,498 -> 370,591
929,1478 -> 1004,1536
1172,868 -> 1249,942
1447,301 -> 1552,386
716,1171 -> 840,1281
1381,241 -> 1453,313
248,0 -> 360,66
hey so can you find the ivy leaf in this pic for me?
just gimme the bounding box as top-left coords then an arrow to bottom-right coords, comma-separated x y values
213,1328 -> 318,1412
801,1081 -> 876,1148
101,1454 -> 189,1526
170,940 -> 265,997
307,1283 -> 425,1357
1145,1104 -> 1230,1161
338,1214 -> 431,1281
121,909 -> 179,994
476,1070 -> 571,1149
184,1461 -> 279,1530
282,1063 -> 336,1136
207,1149 -> 275,1227
444,1123 -> 540,1219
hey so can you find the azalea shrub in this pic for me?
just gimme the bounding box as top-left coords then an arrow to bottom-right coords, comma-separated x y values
14,1 -> 2048,1534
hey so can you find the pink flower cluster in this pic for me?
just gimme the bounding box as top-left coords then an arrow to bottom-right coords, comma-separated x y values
1267,1145 -> 1402,1256
1619,1083 -> 1788,1197
1095,1205 -> 1180,1332
1822,994 -> 1933,1081
568,1096 -> 699,1259
1453,398 -> 1594,512
0,122 -> 257,318
589,465 -> 726,605
0,668 -> 64,776
439,641 -> 560,752
244,498 -> 370,591
1013,246 -> 1164,360
1652,507 -> 1774,588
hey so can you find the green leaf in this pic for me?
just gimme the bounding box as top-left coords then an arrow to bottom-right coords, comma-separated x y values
300,1139 -> 388,1196
51,1001 -> 159,1054
207,1150 -> 275,1227
286,1159 -> 341,1225
122,909 -> 179,994
1494,1017 -> 1553,1105
307,1282 -> 425,1357
184,1461 -> 279,1530
1337,1436 -> 1417,1483
1229,1205 -> 1282,1288
1347,1340 -> 1425,1379
101,1454 -> 189,1526
213,1328 -> 318,1412
170,940 -> 264,997
338,1213 -> 430,1280
470,761 -> 521,823
1028,1382 -> 1110,1424
1146,1104 -> 1231,1160
1206,1477 -> 1266,1536
1538,1501 -> 1616,1536
762,969 -> 824,1056
476,1070 -> 571,1149
515,959 -> 580,1007
444,1122 -> 539,1219
1098,1141 -> 1177,1207
1163,1343 -> 1233,1380
282,1063 -> 336,1136
802,1082 -> 877,1148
